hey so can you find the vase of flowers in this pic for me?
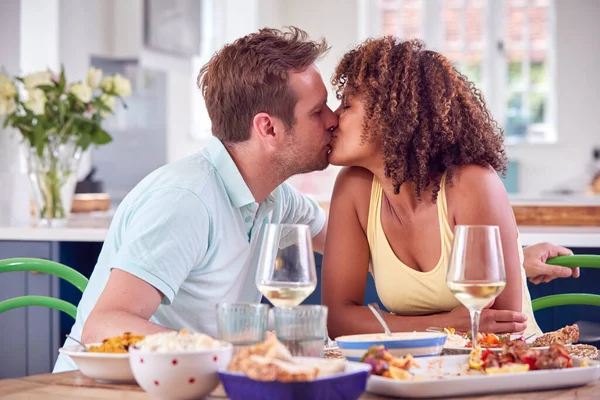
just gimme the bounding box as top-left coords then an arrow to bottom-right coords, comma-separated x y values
0,67 -> 131,226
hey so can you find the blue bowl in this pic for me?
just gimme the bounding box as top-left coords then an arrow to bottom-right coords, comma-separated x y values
336,332 -> 447,361
218,360 -> 371,400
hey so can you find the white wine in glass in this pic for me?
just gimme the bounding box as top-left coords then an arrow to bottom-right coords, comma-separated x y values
446,225 -> 506,348
255,224 -> 317,308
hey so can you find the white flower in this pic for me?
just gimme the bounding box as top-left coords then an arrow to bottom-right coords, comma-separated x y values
69,82 -> 93,103
23,71 -> 53,90
0,96 -> 17,116
24,89 -> 47,115
0,74 -> 17,98
101,76 -> 114,93
87,67 -> 103,90
99,93 -> 116,117
112,74 -> 132,97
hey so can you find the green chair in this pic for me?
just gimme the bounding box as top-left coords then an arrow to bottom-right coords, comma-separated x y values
0,258 -> 88,319
531,255 -> 600,312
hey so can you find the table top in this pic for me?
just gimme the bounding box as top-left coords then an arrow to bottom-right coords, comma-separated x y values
0,371 -> 598,399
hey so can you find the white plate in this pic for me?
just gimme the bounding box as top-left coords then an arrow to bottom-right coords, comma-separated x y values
58,344 -> 134,383
366,354 -> 600,398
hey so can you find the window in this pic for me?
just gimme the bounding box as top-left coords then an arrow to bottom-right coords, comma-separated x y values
365,0 -> 556,143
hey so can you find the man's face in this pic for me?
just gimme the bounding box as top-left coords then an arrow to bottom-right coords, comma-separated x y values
276,65 -> 338,176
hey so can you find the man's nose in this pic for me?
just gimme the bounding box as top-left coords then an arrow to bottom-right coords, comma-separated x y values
324,106 -> 338,131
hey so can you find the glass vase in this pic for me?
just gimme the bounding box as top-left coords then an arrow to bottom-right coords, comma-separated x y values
25,137 -> 82,227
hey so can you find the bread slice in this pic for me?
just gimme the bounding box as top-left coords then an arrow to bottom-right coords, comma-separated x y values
532,324 -> 579,347
294,358 -> 346,378
228,355 -> 318,382
566,344 -> 598,360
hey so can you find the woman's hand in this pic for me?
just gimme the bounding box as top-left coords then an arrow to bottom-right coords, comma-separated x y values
445,305 -> 528,333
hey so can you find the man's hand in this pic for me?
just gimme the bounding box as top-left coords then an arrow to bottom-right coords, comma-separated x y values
445,306 -> 528,333
523,242 -> 580,284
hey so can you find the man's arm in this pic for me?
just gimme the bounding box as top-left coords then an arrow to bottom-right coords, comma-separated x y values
278,182 -> 328,254
523,242 -> 580,284
311,212 -> 328,254
82,270 -> 172,343
81,187 -> 210,342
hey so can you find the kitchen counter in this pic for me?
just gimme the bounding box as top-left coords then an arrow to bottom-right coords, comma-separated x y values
0,217 -> 598,248
0,212 -> 111,242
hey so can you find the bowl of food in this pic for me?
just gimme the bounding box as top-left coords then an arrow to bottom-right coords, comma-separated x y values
218,335 -> 370,400
335,332 -> 447,361
58,332 -> 144,382
129,330 -> 232,400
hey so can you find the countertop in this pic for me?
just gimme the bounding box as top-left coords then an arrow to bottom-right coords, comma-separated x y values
0,209 -> 599,248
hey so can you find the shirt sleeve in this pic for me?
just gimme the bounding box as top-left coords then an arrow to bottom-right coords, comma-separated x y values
112,187 -> 211,305
277,182 -> 326,238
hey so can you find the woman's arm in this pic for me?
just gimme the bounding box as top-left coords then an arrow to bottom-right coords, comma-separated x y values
321,167 -> 527,338
450,165 -> 523,312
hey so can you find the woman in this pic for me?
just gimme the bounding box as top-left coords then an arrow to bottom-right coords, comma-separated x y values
322,38 -> 542,338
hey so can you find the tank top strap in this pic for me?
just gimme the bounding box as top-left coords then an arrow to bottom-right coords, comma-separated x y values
367,175 -> 383,244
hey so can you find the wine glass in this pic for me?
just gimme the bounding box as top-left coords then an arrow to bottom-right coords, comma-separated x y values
255,224 -> 317,308
446,225 -> 507,348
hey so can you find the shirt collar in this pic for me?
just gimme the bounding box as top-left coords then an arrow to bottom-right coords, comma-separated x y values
204,136 -> 256,208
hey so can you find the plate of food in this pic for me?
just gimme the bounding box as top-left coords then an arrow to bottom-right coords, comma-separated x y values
219,335 -> 371,400
58,332 -> 144,382
437,324 -> 582,354
363,341 -> 600,398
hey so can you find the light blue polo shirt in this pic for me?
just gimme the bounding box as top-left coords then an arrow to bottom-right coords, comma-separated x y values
54,137 -> 326,372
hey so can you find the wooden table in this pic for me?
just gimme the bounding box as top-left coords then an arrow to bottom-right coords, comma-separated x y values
1,371 -> 599,399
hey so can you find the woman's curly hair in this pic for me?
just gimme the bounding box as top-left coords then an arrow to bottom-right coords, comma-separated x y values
332,38 -> 508,200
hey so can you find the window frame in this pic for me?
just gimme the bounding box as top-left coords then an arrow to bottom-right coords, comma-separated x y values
358,0 -> 557,145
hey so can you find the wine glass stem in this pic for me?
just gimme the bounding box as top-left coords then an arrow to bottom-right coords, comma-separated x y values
470,309 -> 481,348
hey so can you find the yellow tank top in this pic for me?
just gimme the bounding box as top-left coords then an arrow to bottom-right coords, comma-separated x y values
366,173 -> 542,336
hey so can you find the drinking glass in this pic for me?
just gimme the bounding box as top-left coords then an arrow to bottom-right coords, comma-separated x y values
273,305 -> 328,357
216,303 -> 269,353
446,225 -> 506,348
255,224 -> 317,308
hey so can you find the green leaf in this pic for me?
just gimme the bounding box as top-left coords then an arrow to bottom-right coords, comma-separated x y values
58,65 -> 66,92
78,131 -> 93,150
37,84 -> 56,92
66,113 -> 97,125
93,129 -> 112,145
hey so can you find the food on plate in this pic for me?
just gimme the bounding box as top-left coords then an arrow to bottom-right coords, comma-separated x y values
133,329 -> 221,352
565,344 -> 598,360
360,345 -> 420,380
469,340 -> 578,374
87,332 -> 145,353
227,335 -> 346,382
532,324 -> 579,347
443,327 -> 512,348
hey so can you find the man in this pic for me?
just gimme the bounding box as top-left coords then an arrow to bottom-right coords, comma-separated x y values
54,27 -> 335,372
54,27 -> 578,372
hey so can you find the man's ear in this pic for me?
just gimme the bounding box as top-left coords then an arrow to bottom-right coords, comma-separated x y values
252,112 -> 286,147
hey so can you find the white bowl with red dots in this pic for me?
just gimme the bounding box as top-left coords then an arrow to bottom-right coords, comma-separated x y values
58,343 -> 135,383
129,341 -> 233,400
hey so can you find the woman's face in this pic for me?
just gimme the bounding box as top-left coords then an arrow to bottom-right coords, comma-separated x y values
328,93 -> 380,167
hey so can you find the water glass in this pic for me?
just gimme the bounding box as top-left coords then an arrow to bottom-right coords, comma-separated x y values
273,305 -> 328,357
216,303 -> 269,353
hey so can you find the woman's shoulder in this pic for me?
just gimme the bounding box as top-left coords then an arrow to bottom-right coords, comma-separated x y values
335,166 -> 374,187
331,167 -> 374,224
445,164 -> 509,214
448,164 -> 503,192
